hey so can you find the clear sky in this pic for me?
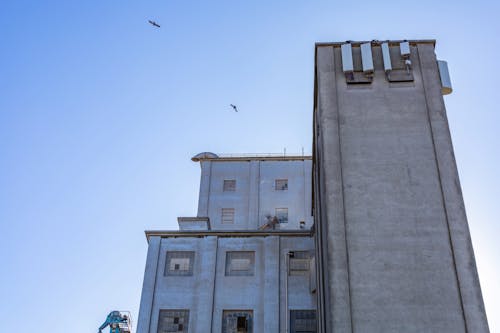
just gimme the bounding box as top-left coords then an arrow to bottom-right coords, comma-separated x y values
1,0 -> 499,332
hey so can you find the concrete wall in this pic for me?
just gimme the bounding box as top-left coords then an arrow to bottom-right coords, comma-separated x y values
137,236 -> 217,333
196,159 -> 313,230
313,41 -> 489,332
137,235 -> 315,333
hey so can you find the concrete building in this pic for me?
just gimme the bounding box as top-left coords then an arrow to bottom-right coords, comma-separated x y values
137,39 -> 489,333
137,154 -> 317,333
313,40 -> 489,332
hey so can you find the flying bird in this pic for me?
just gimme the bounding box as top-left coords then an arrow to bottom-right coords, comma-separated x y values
148,20 -> 160,28
230,104 -> 238,112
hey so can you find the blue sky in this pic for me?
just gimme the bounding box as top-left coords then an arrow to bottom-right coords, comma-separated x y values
1,0 -> 499,332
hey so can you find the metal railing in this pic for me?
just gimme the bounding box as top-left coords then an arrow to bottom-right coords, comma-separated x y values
217,152 -> 310,158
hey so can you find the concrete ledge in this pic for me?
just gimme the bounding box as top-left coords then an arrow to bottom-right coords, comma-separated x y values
177,216 -> 211,231
192,154 -> 312,162
144,230 -> 313,241
315,39 -> 436,48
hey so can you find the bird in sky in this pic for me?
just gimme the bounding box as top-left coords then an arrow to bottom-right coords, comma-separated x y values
230,104 -> 238,112
148,20 -> 160,28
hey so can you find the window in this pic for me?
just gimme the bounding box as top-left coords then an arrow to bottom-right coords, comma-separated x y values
165,252 -> 195,276
275,179 -> 288,191
222,208 -> 235,224
223,179 -> 236,191
289,251 -> 311,276
290,310 -> 316,333
225,251 -> 255,276
222,310 -> 253,333
275,208 -> 288,223
157,310 -> 189,333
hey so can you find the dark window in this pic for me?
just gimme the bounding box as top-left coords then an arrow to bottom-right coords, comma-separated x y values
157,310 -> 189,333
275,208 -> 288,223
223,179 -> 236,191
237,316 -> 247,330
222,310 -> 253,333
275,179 -> 288,190
165,251 -> 195,276
290,310 -> 316,333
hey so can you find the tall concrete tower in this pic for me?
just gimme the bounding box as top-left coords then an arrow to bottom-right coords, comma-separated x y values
312,40 -> 489,332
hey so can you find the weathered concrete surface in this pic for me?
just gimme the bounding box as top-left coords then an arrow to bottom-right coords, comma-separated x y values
313,41 -> 489,332
137,236 -> 161,333
196,158 -> 313,230
418,43 -> 489,333
138,234 -> 315,333
140,236 -> 218,333
314,45 -> 352,333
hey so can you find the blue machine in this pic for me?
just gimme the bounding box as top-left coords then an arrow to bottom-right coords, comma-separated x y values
98,311 -> 132,333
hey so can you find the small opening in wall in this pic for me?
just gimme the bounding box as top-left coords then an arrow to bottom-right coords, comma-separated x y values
173,317 -> 179,324
237,316 -> 247,330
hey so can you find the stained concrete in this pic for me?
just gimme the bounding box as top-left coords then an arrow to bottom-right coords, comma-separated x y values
313,41 -> 489,332
196,158 -> 313,231
136,233 -> 315,333
137,157 -> 317,333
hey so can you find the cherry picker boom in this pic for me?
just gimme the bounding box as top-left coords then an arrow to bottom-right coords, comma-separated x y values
98,311 -> 132,333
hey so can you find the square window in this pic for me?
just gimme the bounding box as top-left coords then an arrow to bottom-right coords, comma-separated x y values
222,208 -> 235,224
225,251 -> 255,276
275,179 -> 288,191
289,251 -> 311,276
275,208 -> 288,223
158,310 -> 189,333
290,310 -> 316,333
165,252 -> 195,276
223,179 -> 236,191
222,310 -> 253,333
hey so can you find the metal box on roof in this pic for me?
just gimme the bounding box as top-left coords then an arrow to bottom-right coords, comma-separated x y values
437,60 -> 453,95
341,43 -> 354,73
360,42 -> 374,73
381,42 -> 392,72
400,41 -> 410,58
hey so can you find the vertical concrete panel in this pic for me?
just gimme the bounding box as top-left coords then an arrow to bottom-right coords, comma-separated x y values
213,237 -> 266,332
258,161 -> 311,229
315,45 -> 352,332
207,162 -> 251,230
264,236 -> 280,332
137,236 -> 161,333
197,161 -> 212,217
418,44 -> 489,333
248,161 -> 260,229
193,236 -> 217,333
280,236 -> 317,332
305,161 -> 313,227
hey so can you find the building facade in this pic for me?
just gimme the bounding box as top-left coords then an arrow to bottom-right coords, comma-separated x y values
137,154 -> 316,333
137,39 -> 489,333
313,40 -> 489,332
